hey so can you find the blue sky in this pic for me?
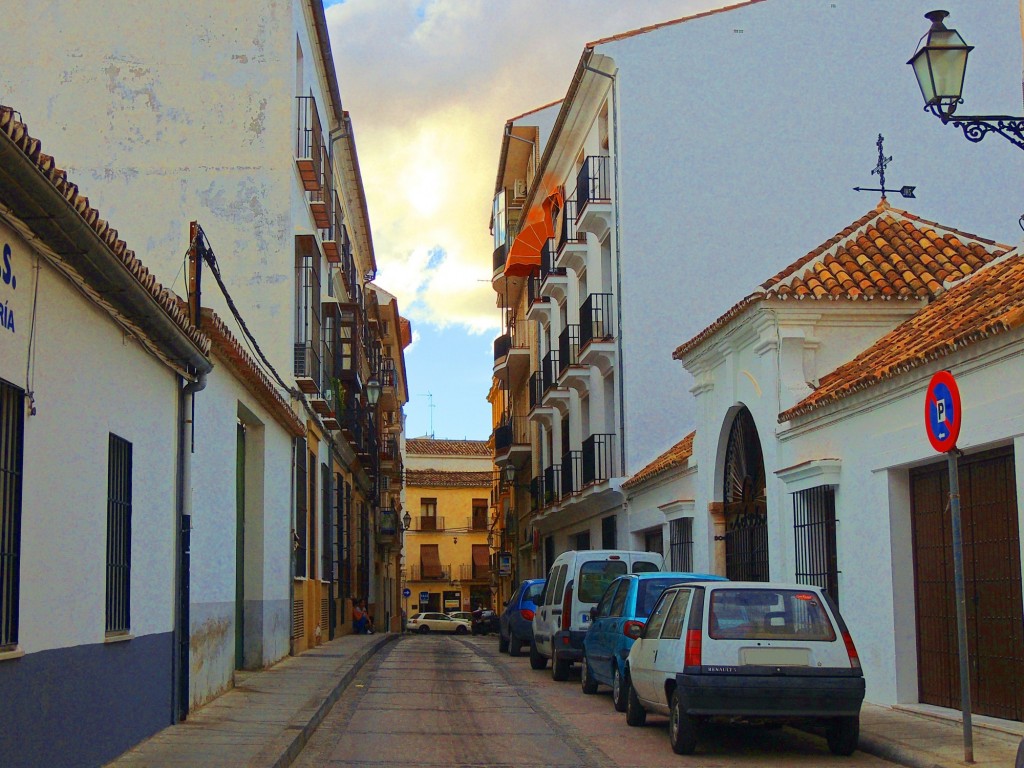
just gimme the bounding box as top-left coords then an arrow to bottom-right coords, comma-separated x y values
325,1 -> 720,440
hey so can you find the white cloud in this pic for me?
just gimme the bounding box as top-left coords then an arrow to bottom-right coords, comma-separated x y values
326,0 -> 721,332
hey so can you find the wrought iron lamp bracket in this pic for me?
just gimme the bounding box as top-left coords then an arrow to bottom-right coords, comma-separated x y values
930,104 -> 1024,151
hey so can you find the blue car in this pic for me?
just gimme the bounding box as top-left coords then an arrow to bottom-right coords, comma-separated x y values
582,572 -> 726,709
499,578 -> 545,657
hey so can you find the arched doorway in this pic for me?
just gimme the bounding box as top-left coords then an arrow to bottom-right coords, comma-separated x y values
722,407 -> 768,581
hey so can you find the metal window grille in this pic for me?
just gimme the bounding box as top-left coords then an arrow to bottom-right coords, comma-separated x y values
0,380 -> 24,648
669,518 -> 693,572
321,464 -> 332,583
308,450 -> 317,579
294,438 -> 307,578
106,433 -> 132,633
792,485 -> 839,604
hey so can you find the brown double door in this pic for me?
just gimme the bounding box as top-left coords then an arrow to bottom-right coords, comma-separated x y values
910,446 -> 1024,721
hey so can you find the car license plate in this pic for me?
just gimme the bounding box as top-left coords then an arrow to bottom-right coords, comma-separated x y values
739,647 -> 811,666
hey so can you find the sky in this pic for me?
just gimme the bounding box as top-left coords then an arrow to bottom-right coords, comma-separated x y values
324,0 -> 724,440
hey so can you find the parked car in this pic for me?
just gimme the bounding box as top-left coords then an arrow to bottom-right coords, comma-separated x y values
532,550 -> 664,681
471,608 -> 500,636
499,578 -> 545,656
407,612 -> 471,634
448,611 -> 475,623
582,572 -> 726,708
623,581 -> 864,756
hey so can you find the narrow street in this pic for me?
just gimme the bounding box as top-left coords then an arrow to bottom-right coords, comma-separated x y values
294,635 -> 897,768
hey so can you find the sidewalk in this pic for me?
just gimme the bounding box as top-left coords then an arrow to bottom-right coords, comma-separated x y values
106,632 -> 396,768
857,702 -> 1023,768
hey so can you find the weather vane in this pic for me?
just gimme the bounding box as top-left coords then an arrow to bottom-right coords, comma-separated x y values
853,134 -> 916,200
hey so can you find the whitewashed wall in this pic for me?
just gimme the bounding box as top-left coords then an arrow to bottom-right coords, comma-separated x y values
602,0 -> 1023,477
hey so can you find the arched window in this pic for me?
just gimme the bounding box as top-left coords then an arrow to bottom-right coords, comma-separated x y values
722,407 -> 768,581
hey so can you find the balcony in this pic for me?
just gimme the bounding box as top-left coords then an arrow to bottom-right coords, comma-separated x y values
575,156 -> 612,238
493,315 -> 530,386
539,238 -> 568,301
557,324 -> 581,378
555,197 -> 588,273
493,414 -> 530,466
294,341 -> 321,395
460,563 -> 491,582
492,241 -> 508,282
412,515 -> 445,532
322,191 -> 343,263
561,450 -> 582,497
582,433 -> 615,486
295,94 -> 324,193
546,462 -> 565,506
579,292 -> 617,373
407,564 -> 451,581
377,507 -> 398,545
528,371 -> 544,411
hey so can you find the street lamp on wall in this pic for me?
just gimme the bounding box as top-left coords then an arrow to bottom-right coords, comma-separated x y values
366,376 -> 381,406
402,510 -> 412,531
908,10 -> 1024,150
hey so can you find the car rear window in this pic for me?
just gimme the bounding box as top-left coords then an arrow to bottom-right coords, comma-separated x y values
632,560 -> 660,574
708,589 -> 837,641
636,578 -> 686,618
523,582 -> 544,604
578,560 -> 628,602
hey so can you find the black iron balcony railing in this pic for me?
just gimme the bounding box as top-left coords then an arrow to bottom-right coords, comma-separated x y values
561,450 -> 582,497
545,463 -> 563,506
460,563 -> 491,582
540,238 -> 563,279
294,340 -> 322,391
530,475 -> 544,511
493,333 -> 512,362
413,515 -> 445,532
582,433 -> 614,486
493,241 -> 508,273
408,564 -> 451,581
558,198 -> 582,250
576,155 -> 610,211
558,324 -> 580,377
528,269 -> 544,305
295,256 -> 323,391
529,371 -> 544,410
542,349 -> 560,393
580,292 -> 615,348
494,415 -> 529,452
295,94 -> 323,176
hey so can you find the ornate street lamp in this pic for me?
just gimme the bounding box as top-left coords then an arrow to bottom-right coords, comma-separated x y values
908,10 -> 1024,150
503,463 -> 516,485
366,376 -> 381,406
402,510 -> 412,530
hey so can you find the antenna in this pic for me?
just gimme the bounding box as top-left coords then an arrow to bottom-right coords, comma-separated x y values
419,392 -> 436,438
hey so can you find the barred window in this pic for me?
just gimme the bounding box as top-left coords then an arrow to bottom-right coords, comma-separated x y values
0,380 -> 24,648
669,518 -> 693,572
294,438 -> 307,578
106,433 -> 133,634
792,485 -> 839,604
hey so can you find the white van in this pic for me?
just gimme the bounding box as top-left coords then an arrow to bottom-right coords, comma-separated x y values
531,549 -> 664,680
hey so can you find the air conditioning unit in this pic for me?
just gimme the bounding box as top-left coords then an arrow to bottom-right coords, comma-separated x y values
513,178 -> 527,199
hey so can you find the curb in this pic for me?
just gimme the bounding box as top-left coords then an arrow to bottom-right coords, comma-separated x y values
257,633 -> 399,768
855,735 -> 936,768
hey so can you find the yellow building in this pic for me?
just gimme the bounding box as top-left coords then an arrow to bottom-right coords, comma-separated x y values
403,439 -> 495,616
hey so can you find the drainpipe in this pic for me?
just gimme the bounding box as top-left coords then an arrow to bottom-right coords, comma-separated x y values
584,63 -> 626,479
172,369 -> 206,723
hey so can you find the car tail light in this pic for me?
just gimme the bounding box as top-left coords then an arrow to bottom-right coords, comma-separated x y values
561,582 -> 573,631
842,631 -> 861,670
520,608 -> 535,622
684,629 -> 702,667
623,620 -> 645,639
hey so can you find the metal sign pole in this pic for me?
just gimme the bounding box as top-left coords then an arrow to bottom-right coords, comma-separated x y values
947,449 -> 974,764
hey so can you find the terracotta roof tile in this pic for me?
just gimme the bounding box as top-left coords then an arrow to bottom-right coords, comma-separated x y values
0,105 -> 210,358
406,438 -> 491,457
622,432 -> 696,490
780,250 -> 1024,422
673,203 -> 1009,361
405,470 -> 493,488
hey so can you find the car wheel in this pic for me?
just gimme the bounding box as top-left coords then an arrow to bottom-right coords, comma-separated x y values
611,665 -> 627,712
418,625 -> 430,634
669,691 -> 697,755
498,631 -> 509,653
455,625 -> 469,635
551,650 -> 570,681
509,635 -> 523,657
826,715 -> 859,756
581,655 -> 598,694
625,673 -> 646,727
529,640 -> 547,670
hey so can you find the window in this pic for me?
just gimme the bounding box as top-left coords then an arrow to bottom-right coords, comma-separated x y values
669,518 -> 693,572
523,582 -> 544,604
709,588 -> 836,641
594,580 -> 620,618
609,579 -> 629,617
547,564 -> 567,607
0,379 -> 24,649
106,433 -> 132,634
294,438 -> 307,578
577,560 -> 627,603
636,577 -> 688,619
601,515 -> 617,549
792,486 -> 839,604
472,499 -> 488,530
420,498 -> 437,531
660,588 -> 693,640
321,464 -> 332,583
645,591 -> 676,638
308,449 -> 317,579
572,530 -> 590,551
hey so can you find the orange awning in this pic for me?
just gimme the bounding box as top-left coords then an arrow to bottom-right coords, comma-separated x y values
504,188 -> 564,278
472,545 -> 490,567
421,544 -> 442,578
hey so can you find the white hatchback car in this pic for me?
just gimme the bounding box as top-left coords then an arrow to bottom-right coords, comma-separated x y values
624,581 -> 864,756
407,612 -> 471,634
